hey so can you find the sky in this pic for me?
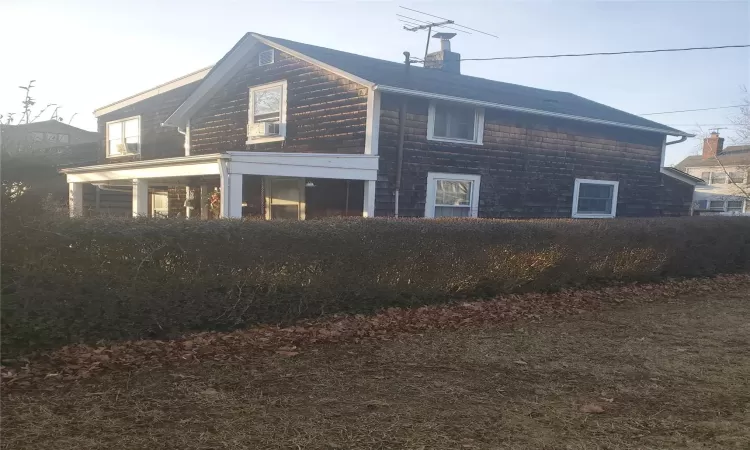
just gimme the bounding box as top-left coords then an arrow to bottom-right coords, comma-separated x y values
1,0 -> 748,165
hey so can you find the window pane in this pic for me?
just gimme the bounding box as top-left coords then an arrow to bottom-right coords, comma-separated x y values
711,173 -> 726,184
124,119 -> 139,138
433,109 -> 448,137
270,178 -> 300,204
700,172 -> 710,182
728,172 -> 745,183
108,139 -> 123,155
253,86 -> 281,119
577,183 -> 614,214
433,103 -> 475,140
709,200 -> 725,210
697,200 -> 708,209
271,204 -> 299,220
435,180 -> 471,206
125,136 -> 139,153
58,133 -> 69,143
727,201 -> 743,211
152,192 -> 169,217
108,122 -> 122,140
435,206 -> 470,217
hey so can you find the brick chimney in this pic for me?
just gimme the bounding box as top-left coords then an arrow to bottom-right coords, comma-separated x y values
424,32 -> 460,74
702,131 -> 724,159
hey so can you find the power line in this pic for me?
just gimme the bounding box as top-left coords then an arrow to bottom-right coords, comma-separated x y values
460,44 -> 750,61
640,104 -> 746,116
399,6 -> 499,38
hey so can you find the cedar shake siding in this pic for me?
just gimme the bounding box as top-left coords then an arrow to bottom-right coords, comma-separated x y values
189,47 -> 368,155
375,94 -> 680,218
656,174 -> 695,216
96,82 -> 198,163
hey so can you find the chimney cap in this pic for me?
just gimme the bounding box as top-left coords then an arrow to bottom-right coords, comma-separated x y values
432,32 -> 456,40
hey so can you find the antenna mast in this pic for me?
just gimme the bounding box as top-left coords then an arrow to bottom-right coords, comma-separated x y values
403,19 -> 454,61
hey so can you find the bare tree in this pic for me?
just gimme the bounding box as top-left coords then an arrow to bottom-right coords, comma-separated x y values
18,80 -> 36,124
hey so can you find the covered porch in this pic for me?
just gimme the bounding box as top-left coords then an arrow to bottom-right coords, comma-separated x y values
62,152 -> 379,219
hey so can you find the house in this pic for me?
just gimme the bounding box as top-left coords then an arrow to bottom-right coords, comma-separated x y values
675,132 -> 749,215
61,32 -> 701,219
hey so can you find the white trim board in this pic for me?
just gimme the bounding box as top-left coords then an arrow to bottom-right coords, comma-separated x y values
94,66 -> 212,117
660,167 -> 703,186
375,85 -> 693,138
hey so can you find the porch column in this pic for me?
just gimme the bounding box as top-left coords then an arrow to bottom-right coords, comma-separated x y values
200,184 -> 209,219
68,182 -> 83,217
220,169 -> 243,219
363,180 -> 376,218
132,179 -> 148,217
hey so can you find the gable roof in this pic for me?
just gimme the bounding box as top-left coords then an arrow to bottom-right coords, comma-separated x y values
675,144 -> 750,169
1,120 -> 99,147
164,32 -> 691,137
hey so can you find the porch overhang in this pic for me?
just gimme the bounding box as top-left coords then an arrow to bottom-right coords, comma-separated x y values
60,154 -> 226,183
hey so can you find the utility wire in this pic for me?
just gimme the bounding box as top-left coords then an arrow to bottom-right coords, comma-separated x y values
461,44 -> 750,61
399,6 -> 499,38
640,104 -> 746,115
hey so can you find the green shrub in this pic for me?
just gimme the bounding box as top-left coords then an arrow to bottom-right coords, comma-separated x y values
2,216 -> 749,356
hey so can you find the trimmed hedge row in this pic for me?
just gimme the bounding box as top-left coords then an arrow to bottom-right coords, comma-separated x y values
2,216 -> 750,355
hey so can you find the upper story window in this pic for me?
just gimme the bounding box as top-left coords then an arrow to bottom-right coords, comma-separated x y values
728,171 -> 746,184
106,116 -> 140,157
427,101 -> 484,145
700,171 -> 710,182
711,172 -> 727,184
425,172 -> 481,218
259,49 -> 275,66
572,179 -> 619,219
247,80 -> 287,145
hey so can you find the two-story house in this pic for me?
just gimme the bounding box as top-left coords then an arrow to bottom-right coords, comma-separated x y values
675,132 -> 749,215
61,32 -> 701,219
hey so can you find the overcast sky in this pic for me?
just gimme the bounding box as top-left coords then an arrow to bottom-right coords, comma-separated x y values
1,0 -> 748,165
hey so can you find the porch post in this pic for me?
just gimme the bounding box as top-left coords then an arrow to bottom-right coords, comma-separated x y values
132,179 -> 148,217
68,182 -> 83,217
363,180 -> 376,218
200,184 -> 209,219
219,161 -> 243,218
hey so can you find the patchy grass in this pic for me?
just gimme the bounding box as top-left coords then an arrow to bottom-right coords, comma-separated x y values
4,280 -> 750,449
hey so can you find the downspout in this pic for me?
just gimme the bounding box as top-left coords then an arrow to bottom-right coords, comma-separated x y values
394,51 -> 410,218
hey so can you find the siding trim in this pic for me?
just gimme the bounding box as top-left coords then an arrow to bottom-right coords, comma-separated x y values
364,89 -> 381,155
375,85 -> 693,138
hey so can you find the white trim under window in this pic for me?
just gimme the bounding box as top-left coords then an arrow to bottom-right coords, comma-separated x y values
572,178 -> 619,219
106,116 -> 141,157
425,172 -> 481,218
246,80 -> 287,145
427,101 -> 484,145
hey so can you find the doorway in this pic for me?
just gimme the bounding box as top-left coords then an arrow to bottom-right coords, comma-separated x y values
264,177 -> 305,220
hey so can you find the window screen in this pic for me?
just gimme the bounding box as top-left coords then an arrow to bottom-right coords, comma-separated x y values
577,183 -> 614,214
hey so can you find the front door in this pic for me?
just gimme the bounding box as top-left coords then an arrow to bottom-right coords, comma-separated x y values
265,177 -> 305,220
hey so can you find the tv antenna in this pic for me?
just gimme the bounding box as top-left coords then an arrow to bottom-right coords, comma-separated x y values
400,17 -> 456,61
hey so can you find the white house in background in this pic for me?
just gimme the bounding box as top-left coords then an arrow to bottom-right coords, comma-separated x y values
675,132 -> 750,215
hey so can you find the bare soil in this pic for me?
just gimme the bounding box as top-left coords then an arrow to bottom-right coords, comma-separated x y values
3,282 -> 750,449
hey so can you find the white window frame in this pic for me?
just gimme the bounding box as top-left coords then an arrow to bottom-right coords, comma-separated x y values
151,191 -> 169,217
427,101 -> 485,145
726,199 -> 746,212
105,115 -> 141,158
572,178 -> 619,219
425,172 -> 481,218
246,80 -> 287,145
259,49 -> 275,66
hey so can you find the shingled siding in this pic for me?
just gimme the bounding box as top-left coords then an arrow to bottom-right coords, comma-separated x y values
656,174 -> 695,216
96,82 -> 198,163
375,94 -> 671,218
190,47 -> 368,155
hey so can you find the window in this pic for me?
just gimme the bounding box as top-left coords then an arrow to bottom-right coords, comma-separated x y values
697,200 -> 708,210
427,101 -> 484,145
265,177 -> 305,220
711,172 -> 727,184
728,171 -> 746,184
425,172 -> 481,218
106,116 -> 140,157
709,200 -> 725,210
151,191 -> 169,217
30,131 -> 44,142
45,132 -> 57,142
247,81 -> 287,144
572,179 -> 619,218
727,200 -> 744,212
58,133 -> 69,144
259,49 -> 274,66
700,172 -> 711,182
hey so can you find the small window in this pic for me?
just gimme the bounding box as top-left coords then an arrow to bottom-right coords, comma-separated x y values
427,101 -> 484,145
58,133 -> 69,144
247,81 -> 287,144
697,200 -> 708,210
572,179 -> 619,219
106,116 -> 140,157
700,172 -> 711,182
425,172 -> 481,218
711,172 -> 727,184
709,200 -> 725,210
45,132 -> 57,142
728,171 -> 745,184
259,49 -> 275,66
727,200 -> 744,212
151,191 -> 169,217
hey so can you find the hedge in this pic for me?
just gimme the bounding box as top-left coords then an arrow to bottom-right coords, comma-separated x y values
2,216 -> 749,356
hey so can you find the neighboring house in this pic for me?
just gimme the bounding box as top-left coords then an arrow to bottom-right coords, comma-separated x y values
61,32 -> 700,220
675,132 -> 750,215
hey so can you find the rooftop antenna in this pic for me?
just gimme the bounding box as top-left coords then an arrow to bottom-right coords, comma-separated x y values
401,17 -> 456,61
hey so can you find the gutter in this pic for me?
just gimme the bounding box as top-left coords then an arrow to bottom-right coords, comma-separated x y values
374,85 -> 694,138
59,153 -> 228,174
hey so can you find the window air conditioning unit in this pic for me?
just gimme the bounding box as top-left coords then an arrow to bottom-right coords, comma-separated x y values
248,122 -> 279,138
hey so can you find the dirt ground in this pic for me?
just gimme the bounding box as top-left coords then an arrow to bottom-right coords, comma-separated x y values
4,284 -> 750,449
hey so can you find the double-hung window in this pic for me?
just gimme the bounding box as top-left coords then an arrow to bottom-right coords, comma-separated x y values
427,101 -> 484,145
709,200 -> 725,210
151,191 -> 169,217
727,200 -> 745,212
711,172 -> 727,184
106,116 -> 140,157
728,171 -> 746,184
425,172 -> 481,218
247,80 -> 287,144
572,179 -> 619,218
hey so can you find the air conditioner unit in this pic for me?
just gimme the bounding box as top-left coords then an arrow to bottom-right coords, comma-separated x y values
248,122 -> 279,138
